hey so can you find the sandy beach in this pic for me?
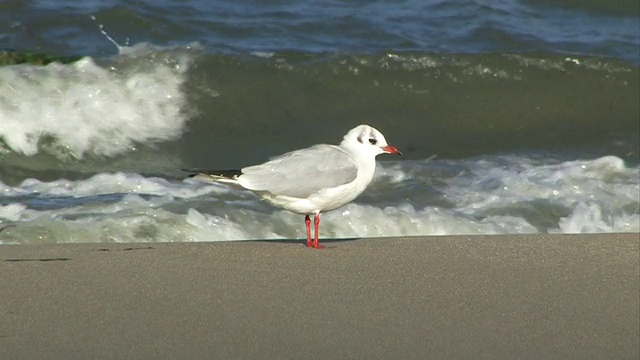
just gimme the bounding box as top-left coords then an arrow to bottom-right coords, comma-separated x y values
1,233 -> 638,359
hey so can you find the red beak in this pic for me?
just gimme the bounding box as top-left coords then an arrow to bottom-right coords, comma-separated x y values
382,145 -> 402,155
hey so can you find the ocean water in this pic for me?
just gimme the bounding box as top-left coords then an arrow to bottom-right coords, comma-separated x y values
0,0 -> 638,244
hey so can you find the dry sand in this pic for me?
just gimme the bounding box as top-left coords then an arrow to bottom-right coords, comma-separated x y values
1,233 -> 638,359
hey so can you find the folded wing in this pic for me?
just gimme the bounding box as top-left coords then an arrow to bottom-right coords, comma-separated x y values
238,145 -> 358,198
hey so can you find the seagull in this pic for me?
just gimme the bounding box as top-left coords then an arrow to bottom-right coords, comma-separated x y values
187,124 -> 401,248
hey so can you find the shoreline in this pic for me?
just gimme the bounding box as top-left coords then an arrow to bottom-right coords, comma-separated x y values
2,233 -> 639,359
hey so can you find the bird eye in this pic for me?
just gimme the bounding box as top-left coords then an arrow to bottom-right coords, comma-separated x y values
368,138 -> 377,145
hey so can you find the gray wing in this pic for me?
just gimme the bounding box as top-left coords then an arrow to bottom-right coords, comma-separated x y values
238,144 -> 358,198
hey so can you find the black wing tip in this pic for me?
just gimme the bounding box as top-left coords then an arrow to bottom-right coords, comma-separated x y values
182,169 -> 242,178
181,168 -> 200,178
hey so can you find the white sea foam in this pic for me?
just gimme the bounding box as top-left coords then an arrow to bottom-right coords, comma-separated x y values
0,199 -> 539,245
3,191 -> 632,246
0,155 -> 637,244
0,203 -> 28,222
16,172 -> 224,198
440,155 -> 638,215
0,48 -> 191,158
554,202 -> 640,233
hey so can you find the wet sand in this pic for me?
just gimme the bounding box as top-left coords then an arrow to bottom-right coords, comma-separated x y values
1,234 -> 638,359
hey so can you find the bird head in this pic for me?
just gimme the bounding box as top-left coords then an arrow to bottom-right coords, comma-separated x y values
341,124 -> 402,157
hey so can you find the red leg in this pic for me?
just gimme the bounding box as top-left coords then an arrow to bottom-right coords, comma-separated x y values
305,215 -> 312,247
312,213 -> 324,249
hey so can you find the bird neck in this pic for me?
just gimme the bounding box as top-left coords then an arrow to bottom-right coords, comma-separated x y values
340,142 -> 377,179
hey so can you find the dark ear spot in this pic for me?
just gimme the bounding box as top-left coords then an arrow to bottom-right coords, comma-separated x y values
357,135 -> 363,143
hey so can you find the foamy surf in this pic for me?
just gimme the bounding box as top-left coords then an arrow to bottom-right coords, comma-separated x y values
0,45 -> 192,158
0,155 -> 637,245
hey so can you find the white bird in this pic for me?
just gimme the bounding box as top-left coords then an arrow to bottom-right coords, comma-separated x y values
187,124 -> 401,248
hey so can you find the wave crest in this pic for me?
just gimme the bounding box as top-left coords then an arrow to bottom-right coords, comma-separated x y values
0,48 -> 191,159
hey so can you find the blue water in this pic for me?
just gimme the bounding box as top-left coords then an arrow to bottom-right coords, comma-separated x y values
1,0 -> 639,62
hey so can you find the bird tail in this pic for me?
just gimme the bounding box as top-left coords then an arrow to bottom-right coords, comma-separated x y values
182,169 -> 242,185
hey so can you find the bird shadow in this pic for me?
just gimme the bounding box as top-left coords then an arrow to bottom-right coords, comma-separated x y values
246,237 -> 361,247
